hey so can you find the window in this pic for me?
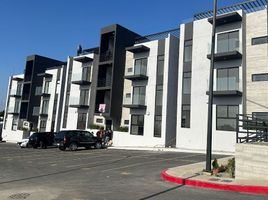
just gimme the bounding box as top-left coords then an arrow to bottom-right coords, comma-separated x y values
133,86 -> 146,105
82,66 -> 91,81
134,58 -> 147,75
252,36 -> 268,45
184,40 -> 192,62
125,93 -> 131,98
32,107 -> 40,116
217,68 -> 239,91
62,93 -> 69,128
124,120 -> 129,125
40,120 -> 46,132
157,55 -> 164,84
216,105 -> 239,131
154,115 -> 162,137
130,115 -> 144,136
44,81 -> 50,94
217,31 -> 239,53
181,105 -> 190,128
35,86 -> 42,96
252,73 -> 268,82
96,118 -> 103,123
12,117 -> 18,131
77,113 -> 87,130
182,72 -> 191,94
42,100 -> 49,114
80,89 -> 89,105
14,99 -> 20,113
17,83 -> 22,96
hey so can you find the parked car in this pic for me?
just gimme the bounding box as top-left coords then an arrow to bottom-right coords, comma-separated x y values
28,132 -> 55,149
55,130 -> 102,151
17,138 -> 30,148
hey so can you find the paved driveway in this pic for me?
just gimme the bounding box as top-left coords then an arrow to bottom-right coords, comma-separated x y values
0,143 -> 266,200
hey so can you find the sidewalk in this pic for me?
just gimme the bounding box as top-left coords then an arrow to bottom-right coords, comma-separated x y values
161,157 -> 268,195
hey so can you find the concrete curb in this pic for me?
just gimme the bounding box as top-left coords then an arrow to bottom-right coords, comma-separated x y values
161,170 -> 268,195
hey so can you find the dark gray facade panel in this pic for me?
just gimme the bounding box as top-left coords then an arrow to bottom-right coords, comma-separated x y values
242,12 -> 247,115
158,39 -> 165,55
184,22 -> 194,41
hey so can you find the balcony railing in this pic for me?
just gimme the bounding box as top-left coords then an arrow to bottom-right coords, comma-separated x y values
100,51 -> 113,62
206,78 -> 242,96
125,66 -> 148,80
123,95 -> 146,109
10,89 -> 22,97
207,39 -> 242,61
69,97 -> 89,108
72,72 -> 91,85
8,106 -> 20,114
97,78 -> 111,88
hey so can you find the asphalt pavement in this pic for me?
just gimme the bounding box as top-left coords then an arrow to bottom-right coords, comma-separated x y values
0,143 -> 266,200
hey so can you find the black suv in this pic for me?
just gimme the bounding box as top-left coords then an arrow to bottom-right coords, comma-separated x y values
55,130 -> 102,151
28,132 -> 55,149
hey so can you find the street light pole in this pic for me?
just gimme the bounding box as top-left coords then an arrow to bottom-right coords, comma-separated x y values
206,0 -> 218,172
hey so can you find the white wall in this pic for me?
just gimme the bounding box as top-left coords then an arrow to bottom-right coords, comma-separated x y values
176,16 -> 243,154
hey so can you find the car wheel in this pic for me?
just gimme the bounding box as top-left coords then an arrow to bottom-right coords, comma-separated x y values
69,143 -> 78,151
59,146 -> 66,151
95,142 -> 102,149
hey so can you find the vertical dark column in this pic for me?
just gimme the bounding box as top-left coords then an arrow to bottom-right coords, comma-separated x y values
153,40 -> 165,138
181,22 -> 193,129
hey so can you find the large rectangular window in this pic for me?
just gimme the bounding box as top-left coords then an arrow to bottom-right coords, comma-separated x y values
77,113 -> 87,130
44,81 -> 50,94
133,86 -> 145,105
134,58 -> 147,76
217,31 -> 239,53
184,40 -> 192,62
252,36 -> 268,45
82,66 -> 91,81
252,112 -> 268,121
182,72 -> 192,94
130,115 -> 144,136
40,120 -> 47,132
42,100 -> 49,114
154,115 -> 162,137
217,67 -> 239,91
17,83 -> 22,96
216,105 -> 239,131
181,105 -> 190,128
80,89 -> 89,105
252,73 -> 268,82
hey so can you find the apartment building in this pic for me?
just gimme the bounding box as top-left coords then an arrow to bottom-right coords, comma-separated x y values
114,31 -> 179,147
176,0 -> 267,153
2,55 -> 64,142
60,48 -> 99,130
38,64 -> 67,132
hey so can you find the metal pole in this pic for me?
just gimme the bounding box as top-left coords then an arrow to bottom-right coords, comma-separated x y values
206,0 -> 217,172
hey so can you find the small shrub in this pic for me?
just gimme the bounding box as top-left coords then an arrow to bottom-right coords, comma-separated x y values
117,126 -> 128,132
89,124 -> 104,130
212,158 -> 219,169
226,158 -> 235,178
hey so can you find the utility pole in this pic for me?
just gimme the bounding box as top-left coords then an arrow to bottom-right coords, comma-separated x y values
206,0 -> 218,172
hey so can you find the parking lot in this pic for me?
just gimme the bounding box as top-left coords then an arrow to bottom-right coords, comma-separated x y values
0,143 -> 266,200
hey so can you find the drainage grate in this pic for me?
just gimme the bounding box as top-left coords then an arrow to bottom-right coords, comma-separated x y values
9,193 -> 30,199
209,178 -> 220,182
221,179 -> 233,183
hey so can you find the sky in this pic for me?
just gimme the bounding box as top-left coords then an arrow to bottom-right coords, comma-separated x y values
0,0 -> 246,110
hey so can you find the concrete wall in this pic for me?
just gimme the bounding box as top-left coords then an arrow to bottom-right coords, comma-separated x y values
245,9 -> 268,114
236,143 -> 268,181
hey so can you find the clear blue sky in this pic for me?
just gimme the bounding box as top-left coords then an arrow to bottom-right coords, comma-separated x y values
0,0 -> 245,110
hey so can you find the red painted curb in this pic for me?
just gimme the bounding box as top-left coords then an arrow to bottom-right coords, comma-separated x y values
161,170 -> 268,195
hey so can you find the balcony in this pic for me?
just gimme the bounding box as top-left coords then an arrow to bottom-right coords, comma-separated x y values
69,97 -> 89,109
12,77 -> 23,81
72,72 -> 91,85
125,67 -> 148,81
208,12 -> 242,26
123,95 -> 146,109
39,112 -> 48,117
126,45 -> 150,54
99,51 -> 113,63
97,78 -> 111,89
207,39 -> 242,61
8,106 -> 20,115
73,56 -> 93,63
206,78 -> 242,97
10,89 -> 22,98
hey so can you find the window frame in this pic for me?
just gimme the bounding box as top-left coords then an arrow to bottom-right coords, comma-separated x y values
252,36 -> 268,45
130,115 -> 144,136
216,67 -> 239,91
216,105 -> 239,131
252,73 -> 268,82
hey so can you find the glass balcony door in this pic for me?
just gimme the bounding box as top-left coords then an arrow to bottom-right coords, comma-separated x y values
217,68 -> 239,91
132,86 -> 145,105
134,58 -> 147,76
217,31 -> 239,53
